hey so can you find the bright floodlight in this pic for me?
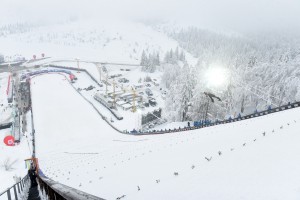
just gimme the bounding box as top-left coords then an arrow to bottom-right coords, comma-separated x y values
205,66 -> 229,87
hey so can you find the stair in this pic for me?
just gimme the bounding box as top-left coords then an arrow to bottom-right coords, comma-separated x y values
27,185 -> 41,200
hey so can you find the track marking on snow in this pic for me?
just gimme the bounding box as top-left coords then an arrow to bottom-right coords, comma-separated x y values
113,139 -> 148,142
63,152 -> 99,155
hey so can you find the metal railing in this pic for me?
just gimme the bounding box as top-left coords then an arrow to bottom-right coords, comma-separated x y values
0,175 -> 30,200
0,122 -> 12,130
132,101 -> 300,135
37,171 -> 105,200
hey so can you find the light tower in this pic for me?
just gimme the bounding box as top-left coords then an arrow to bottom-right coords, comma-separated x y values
112,79 -> 116,108
105,74 -> 108,95
97,63 -> 102,81
75,58 -> 80,73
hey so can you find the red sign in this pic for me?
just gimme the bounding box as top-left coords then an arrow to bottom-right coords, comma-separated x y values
4,136 -> 15,146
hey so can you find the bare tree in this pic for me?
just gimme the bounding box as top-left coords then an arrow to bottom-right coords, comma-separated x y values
1,158 -> 18,171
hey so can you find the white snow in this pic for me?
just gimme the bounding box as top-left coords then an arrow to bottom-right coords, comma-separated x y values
0,123 -> 32,192
30,73 -> 300,200
0,19 -> 197,65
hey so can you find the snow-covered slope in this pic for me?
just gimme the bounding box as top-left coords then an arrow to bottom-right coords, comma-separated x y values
0,19 -> 195,64
31,73 -> 300,200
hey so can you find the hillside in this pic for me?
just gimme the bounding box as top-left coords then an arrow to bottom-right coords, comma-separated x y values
0,19 -> 195,64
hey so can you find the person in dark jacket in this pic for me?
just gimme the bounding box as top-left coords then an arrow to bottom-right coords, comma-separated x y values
28,165 -> 38,187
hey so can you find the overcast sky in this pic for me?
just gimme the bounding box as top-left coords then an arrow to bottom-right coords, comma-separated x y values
1,0 -> 300,33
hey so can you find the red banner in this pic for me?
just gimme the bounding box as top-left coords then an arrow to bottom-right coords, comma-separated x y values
3,135 -> 15,146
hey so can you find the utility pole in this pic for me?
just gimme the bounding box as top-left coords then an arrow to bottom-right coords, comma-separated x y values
76,58 -> 80,73
97,63 -> 102,81
105,74 -> 108,95
99,66 -> 102,81
113,79 -> 116,108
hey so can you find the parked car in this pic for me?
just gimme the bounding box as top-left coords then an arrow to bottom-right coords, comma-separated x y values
149,99 -> 157,106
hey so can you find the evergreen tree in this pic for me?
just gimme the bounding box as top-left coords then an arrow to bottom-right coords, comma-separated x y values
140,50 -> 147,66
0,54 -> 4,63
156,53 -> 160,66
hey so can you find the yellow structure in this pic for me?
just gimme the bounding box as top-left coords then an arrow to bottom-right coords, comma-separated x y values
131,87 -> 137,113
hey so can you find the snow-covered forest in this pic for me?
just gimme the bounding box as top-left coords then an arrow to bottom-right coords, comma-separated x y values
160,27 -> 300,121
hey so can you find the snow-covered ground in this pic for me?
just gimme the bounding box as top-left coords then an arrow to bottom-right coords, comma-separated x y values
31,73 -> 300,200
0,123 -> 32,193
0,19 -> 197,65
45,62 -> 165,131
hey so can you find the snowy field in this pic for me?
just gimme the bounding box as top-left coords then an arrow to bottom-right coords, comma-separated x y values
31,73 -> 300,200
0,110 -> 33,193
46,61 -> 165,131
0,19 -> 196,65
0,127 -> 32,193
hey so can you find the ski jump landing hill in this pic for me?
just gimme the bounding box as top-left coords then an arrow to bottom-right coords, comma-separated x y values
32,71 -> 300,200
2,70 -> 300,200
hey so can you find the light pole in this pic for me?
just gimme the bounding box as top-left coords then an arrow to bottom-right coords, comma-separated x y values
75,58 -> 80,73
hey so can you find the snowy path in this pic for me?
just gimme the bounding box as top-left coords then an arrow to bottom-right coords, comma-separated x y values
31,74 -> 300,200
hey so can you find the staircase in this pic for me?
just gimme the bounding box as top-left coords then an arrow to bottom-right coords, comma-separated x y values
27,185 -> 40,200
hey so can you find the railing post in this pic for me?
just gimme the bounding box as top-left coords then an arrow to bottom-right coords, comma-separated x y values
20,181 -> 23,191
13,185 -> 18,200
7,189 -> 11,200
17,182 -> 20,193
